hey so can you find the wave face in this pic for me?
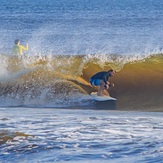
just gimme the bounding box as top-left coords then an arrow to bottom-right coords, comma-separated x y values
0,53 -> 162,110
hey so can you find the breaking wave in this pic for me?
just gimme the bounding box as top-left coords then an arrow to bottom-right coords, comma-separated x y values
0,53 -> 162,110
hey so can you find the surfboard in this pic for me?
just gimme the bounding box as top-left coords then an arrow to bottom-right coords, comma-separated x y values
91,92 -> 117,101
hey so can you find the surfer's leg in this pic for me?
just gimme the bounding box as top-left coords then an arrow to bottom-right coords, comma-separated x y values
97,80 -> 105,96
103,89 -> 110,96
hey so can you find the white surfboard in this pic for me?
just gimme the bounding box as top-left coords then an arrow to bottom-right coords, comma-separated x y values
91,92 -> 117,101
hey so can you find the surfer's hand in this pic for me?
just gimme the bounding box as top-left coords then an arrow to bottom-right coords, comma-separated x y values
109,83 -> 114,87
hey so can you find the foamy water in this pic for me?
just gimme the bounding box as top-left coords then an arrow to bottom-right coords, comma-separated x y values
1,108 -> 163,162
0,0 -> 163,162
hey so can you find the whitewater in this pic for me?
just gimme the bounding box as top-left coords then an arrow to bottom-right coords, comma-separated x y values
0,0 -> 163,162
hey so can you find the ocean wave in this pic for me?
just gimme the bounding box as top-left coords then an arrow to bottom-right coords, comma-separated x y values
0,53 -> 162,110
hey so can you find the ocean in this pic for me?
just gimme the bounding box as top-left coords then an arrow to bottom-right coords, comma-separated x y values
0,0 -> 163,162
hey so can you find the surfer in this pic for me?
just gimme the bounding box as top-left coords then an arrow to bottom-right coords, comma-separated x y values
12,39 -> 28,55
90,69 -> 116,96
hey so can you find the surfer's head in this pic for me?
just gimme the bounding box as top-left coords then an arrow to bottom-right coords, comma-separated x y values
14,39 -> 20,45
108,69 -> 116,77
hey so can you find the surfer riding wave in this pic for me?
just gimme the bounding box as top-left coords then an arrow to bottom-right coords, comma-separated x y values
90,69 -> 116,96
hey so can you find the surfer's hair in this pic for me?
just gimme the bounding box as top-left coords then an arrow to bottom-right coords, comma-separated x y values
14,39 -> 20,45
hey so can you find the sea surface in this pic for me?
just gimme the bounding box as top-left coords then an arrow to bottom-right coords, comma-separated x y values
1,108 -> 163,163
0,0 -> 163,162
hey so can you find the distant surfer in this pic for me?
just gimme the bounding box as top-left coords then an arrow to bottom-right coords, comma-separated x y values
12,39 -> 28,55
90,69 -> 116,96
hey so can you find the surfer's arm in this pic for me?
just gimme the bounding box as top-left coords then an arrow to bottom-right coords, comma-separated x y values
102,75 -> 109,89
20,44 -> 28,51
104,83 -> 114,90
102,73 -> 109,85
26,44 -> 28,51
19,44 -> 28,55
107,81 -> 114,87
